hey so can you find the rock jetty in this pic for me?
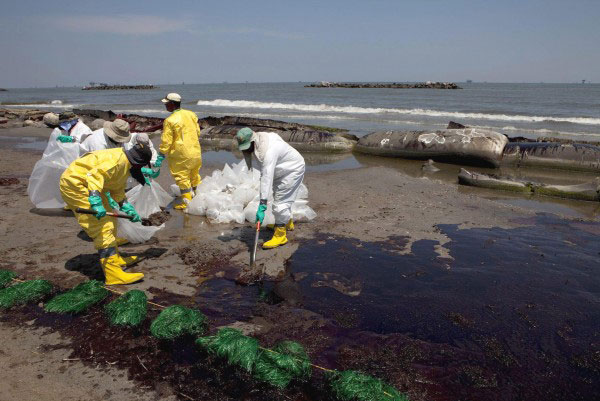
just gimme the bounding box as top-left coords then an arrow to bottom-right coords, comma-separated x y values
82,85 -> 155,90
305,81 -> 461,89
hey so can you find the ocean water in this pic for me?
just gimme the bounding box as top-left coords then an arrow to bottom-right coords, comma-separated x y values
1,82 -> 599,140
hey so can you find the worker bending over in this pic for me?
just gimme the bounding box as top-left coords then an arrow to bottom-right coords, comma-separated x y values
43,112 -> 92,144
80,118 -> 158,169
236,127 -> 305,249
154,93 -> 202,210
60,145 -> 151,285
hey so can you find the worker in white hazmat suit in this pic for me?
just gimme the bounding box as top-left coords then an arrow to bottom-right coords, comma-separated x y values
80,119 -> 157,161
43,112 -> 93,147
235,127 -> 305,249
28,113 -> 93,209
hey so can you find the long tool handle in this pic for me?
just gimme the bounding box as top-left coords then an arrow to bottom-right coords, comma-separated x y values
76,207 -> 133,220
250,221 -> 260,267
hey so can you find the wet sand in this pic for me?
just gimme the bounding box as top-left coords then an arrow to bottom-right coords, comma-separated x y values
1,126 -> 599,400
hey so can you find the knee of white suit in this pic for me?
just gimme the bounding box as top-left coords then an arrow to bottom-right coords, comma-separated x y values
272,201 -> 293,225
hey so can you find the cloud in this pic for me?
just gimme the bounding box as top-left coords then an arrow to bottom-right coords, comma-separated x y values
50,15 -> 191,35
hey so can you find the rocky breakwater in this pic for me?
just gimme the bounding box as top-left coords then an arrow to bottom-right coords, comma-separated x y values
199,116 -> 358,152
306,81 -> 462,89
82,85 -> 155,90
355,128 -> 508,167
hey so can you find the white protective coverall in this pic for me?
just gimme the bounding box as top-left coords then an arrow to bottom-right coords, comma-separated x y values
250,132 -> 305,225
80,129 -> 157,164
44,120 -> 92,156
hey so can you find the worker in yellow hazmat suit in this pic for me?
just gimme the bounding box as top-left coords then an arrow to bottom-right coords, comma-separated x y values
154,93 -> 202,210
60,144 -> 152,285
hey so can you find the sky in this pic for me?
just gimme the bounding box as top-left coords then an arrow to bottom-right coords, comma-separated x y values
0,0 -> 599,87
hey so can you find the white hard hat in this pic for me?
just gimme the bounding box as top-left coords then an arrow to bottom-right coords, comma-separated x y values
161,93 -> 181,103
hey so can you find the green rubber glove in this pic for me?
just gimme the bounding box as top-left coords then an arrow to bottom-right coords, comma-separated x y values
104,192 -> 119,210
141,167 -> 160,179
154,154 -> 165,167
57,135 -> 75,143
256,202 -> 267,224
121,202 -> 141,223
88,195 -> 106,219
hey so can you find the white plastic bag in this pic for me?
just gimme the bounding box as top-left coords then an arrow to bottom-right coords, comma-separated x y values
27,135 -> 80,209
41,128 -> 62,157
117,219 -> 164,243
170,184 -> 181,197
152,182 -> 175,208
126,182 -> 174,218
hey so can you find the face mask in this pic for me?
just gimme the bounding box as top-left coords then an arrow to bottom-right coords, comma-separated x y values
59,119 -> 78,132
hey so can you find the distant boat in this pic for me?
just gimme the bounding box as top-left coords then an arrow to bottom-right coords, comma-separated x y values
466,80 -> 473,83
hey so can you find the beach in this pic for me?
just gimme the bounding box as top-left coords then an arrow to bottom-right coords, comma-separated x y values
1,120 -> 600,400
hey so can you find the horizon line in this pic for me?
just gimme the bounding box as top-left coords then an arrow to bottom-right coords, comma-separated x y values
0,80 -> 596,90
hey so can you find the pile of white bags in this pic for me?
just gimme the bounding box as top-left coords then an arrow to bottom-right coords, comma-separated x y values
117,181 -> 174,244
185,161 -> 316,225
27,129 -> 80,208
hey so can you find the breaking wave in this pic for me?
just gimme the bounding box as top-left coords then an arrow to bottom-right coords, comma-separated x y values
2,100 -> 76,109
196,99 -> 600,126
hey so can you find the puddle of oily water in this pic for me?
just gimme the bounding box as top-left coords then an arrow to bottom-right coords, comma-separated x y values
285,213 -> 600,399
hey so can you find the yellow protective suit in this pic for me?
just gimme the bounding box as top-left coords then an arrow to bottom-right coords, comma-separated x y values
159,109 -> 202,195
59,148 -> 130,251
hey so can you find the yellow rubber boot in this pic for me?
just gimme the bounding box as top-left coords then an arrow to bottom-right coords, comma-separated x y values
101,254 -> 144,285
267,219 -> 294,231
116,237 -> 130,246
174,192 -> 192,210
115,254 -> 139,267
263,226 -> 288,249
